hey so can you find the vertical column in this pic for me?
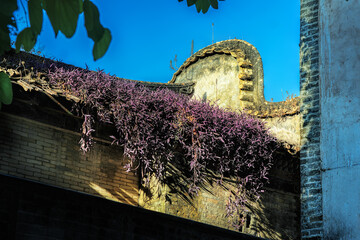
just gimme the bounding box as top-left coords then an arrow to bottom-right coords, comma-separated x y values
300,0 -> 323,239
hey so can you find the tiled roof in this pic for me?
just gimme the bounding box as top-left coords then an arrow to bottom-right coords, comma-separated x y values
0,50 -> 195,104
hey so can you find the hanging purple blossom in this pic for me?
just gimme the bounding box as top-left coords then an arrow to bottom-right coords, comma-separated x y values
79,114 -> 95,153
47,66 -> 278,226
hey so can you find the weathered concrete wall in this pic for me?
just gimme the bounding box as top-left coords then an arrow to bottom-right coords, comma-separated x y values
170,40 -> 266,110
175,54 -> 241,110
264,113 -> 301,148
319,0 -> 360,239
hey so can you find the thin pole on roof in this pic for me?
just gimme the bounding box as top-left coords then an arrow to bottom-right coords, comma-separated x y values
191,40 -> 194,55
212,23 -> 214,44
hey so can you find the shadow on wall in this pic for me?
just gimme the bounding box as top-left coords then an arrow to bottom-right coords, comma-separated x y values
244,147 -> 300,240
89,182 -> 138,205
139,144 -> 300,240
299,15 -> 323,240
86,144 -> 139,206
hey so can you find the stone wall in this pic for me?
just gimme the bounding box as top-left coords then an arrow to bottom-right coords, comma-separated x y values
174,54 -> 241,110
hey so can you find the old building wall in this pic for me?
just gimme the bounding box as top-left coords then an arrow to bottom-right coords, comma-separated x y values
299,0 -> 322,239
0,39 -> 302,239
174,54 -> 241,110
300,0 -> 360,239
0,112 -> 139,205
265,114 -> 300,148
142,39 -> 301,239
319,0 -> 360,239
139,147 -> 300,240
170,39 -> 266,110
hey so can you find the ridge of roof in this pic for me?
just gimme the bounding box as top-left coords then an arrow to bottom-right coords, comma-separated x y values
0,50 -> 195,103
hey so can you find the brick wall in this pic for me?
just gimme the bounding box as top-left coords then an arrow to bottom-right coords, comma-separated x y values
0,112 -> 139,205
140,148 -> 300,240
299,0 -> 323,239
0,174 -> 264,240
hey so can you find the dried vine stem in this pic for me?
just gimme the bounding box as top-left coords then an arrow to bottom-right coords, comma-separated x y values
42,91 -> 74,116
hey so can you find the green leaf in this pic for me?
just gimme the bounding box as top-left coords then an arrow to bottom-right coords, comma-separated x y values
0,0 -> 18,17
15,27 -> 37,52
196,0 -> 202,10
179,0 -> 223,13
200,0 -> 211,13
43,0 -> 82,38
0,0 -> 17,55
84,0 -> 111,61
0,72 -> 13,105
42,0 -> 59,36
93,28 -> 111,61
187,0 -> 196,6
28,0 -> 43,34
84,0 -> 104,42
0,27 -> 11,55
209,0 -> 218,9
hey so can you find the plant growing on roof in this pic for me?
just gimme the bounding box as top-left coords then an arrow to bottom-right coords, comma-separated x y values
0,0 -> 225,111
46,64 -> 276,226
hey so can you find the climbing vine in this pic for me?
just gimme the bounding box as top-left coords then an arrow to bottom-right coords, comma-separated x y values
47,66 -> 277,225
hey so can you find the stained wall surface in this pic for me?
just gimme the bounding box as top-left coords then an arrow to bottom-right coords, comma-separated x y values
0,112 -> 139,205
139,147 -> 300,240
174,54 -> 241,110
146,39 -> 302,239
171,40 -> 266,110
319,0 -> 360,239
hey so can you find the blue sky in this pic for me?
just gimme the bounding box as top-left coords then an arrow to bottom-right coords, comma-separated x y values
16,0 -> 300,102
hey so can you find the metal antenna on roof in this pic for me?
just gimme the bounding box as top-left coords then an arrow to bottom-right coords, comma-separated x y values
212,23 -> 214,44
191,40 -> 194,55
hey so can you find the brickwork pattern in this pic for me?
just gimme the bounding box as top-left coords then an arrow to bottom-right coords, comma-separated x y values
140,149 -> 300,240
0,112 -> 139,205
164,186 -> 300,240
300,0 -> 323,239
